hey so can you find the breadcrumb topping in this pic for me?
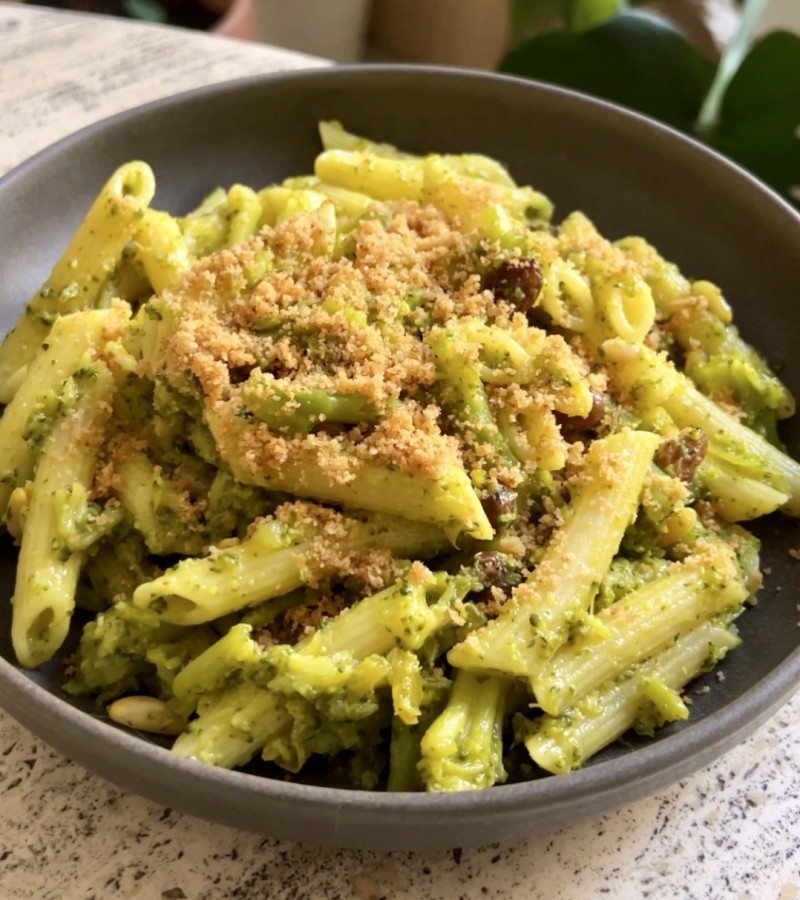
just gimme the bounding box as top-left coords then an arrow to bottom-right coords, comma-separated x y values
140,200 -> 599,506
271,501 -> 401,590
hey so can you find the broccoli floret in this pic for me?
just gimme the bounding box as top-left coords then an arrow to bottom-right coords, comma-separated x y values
595,555 -> 671,610
82,531 -> 161,607
418,670 -> 509,791
175,681 -> 292,768
685,344 -> 789,444
270,690 -> 391,777
387,669 -> 451,792
204,467 -> 277,543
65,601 -> 214,702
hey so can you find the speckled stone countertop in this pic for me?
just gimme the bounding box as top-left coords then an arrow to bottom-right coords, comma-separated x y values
1,5 -> 800,898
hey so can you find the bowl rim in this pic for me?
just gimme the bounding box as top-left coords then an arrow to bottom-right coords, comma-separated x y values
4,62 -> 800,223
1,62 -> 799,840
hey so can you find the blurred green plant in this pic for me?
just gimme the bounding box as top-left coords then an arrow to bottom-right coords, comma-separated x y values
121,0 -> 167,22
501,0 -> 800,210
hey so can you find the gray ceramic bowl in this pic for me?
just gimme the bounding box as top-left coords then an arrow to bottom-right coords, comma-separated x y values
0,67 -> 798,852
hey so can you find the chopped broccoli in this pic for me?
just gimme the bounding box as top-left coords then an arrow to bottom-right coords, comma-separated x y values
65,601 -> 215,702
204,467 -> 277,543
419,670 -> 509,791
595,556 -> 671,610
387,670 -> 451,792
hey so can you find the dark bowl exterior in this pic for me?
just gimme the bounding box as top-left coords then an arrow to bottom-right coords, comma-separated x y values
0,66 -> 798,851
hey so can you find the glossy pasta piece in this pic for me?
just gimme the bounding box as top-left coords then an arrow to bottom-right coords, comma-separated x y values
132,208 -> 193,294
531,540 -> 746,715
0,306 -> 128,521
318,120 -> 415,159
422,156 -> 553,232
206,407 -> 493,541
315,149 -> 424,202
0,162 -> 154,397
132,510 -> 449,625
522,620 -> 741,774
447,429 -> 661,678
11,362 -> 115,668
318,121 -> 519,189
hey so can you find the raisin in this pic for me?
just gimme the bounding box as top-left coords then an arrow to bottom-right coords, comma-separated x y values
554,389 -> 606,434
474,550 -> 509,588
471,551 -> 520,613
655,429 -> 708,481
480,485 -> 517,530
482,258 -> 543,312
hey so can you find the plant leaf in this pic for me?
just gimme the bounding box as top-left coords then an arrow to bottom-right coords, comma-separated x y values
567,0 -> 624,33
695,0 -> 770,137
121,0 -> 167,22
710,31 -> 800,210
499,9 -> 716,132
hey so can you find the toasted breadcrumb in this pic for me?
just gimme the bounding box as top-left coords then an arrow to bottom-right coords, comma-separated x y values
142,202 -> 594,500
256,593 -> 346,648
270,501 -> 400,589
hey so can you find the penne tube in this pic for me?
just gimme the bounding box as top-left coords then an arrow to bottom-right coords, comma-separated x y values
221,184 -> 262,248
422,156 -> 552,233
132,208 -> 193,294
132,510 -> 449,625
11,362 -> 115,668
448,429 -> 660,676
532,540 -> 746,715
315,149 -> 424,202
0,162 -> 154,392
318,120 -> 414,159
0,306 -> 128,521
523,620 -> 741,775
206,407 -> 493,541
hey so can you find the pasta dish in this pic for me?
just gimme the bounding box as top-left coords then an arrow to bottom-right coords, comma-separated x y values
1,123 -> 797,791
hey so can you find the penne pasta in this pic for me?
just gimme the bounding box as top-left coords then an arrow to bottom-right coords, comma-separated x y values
0,120 -> 794,794
11,362 -> 115,668
0,162 -> 154,397
447,429 -> 661,678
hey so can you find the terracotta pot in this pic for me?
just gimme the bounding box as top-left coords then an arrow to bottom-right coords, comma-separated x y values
212,0 -> 253,39
368,0 -> 740,68
369,0 -> 507,69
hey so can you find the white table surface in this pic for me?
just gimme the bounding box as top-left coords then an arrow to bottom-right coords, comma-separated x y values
1,5 -> 799,898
